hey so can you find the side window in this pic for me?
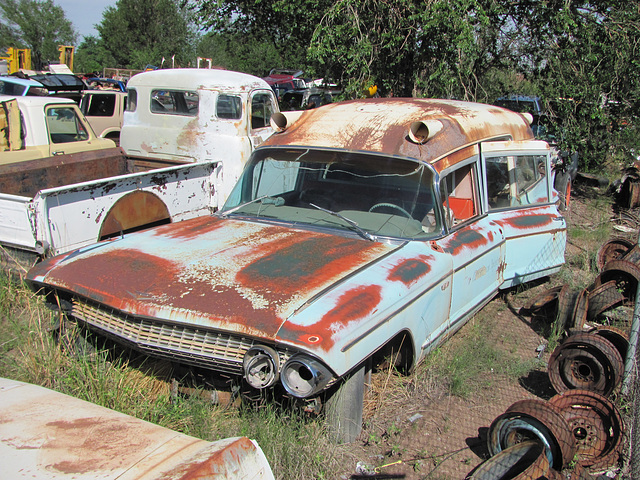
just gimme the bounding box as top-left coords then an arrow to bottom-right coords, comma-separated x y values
150,90 -> 198,116
126,88 -> 137,112
514,155 -> 546,205
487,154 -> 548,209
440,161 -> 479,229
486,156 -> 512,209
87,95 -> 116,117
251,92 -> 276,130
217,94 -> 242,119
46,106 -> 89,144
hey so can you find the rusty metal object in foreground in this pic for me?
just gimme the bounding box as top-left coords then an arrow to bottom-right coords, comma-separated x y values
0,377 -> 274,479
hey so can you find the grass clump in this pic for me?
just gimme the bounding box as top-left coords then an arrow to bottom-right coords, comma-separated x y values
418,315 -> 543,399
0,276 -> 349,480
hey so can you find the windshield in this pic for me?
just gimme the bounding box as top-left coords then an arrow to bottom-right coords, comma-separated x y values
221,148 -> 441,240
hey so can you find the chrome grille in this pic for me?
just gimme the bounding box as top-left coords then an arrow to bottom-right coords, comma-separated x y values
71,298 -> 290,375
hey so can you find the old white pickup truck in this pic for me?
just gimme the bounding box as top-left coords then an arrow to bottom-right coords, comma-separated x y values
121,68 -> 278,209
0,96 -> 218,273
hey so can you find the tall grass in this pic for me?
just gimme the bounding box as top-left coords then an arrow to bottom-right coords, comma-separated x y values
0,276 -> 350,480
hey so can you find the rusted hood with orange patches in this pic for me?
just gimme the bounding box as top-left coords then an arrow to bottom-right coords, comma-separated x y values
28,215 -> 398,342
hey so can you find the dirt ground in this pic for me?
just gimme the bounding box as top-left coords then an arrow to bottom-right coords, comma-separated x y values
335,180 -> 631,480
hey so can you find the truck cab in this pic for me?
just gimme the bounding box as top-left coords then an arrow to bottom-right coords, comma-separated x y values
0,95 -> 115,165
121,69 -> 279,208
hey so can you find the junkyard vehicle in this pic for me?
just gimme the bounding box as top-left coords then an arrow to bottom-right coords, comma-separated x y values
0,97 -> 218,271
27,99 -> 567,443
262,68 -> 307,99
0,95 -> 115,164
121,68 -> 278,208
29,73 -> 88,103
80,90 -> 127,144
0,377 -> 275,480
0,76 -> 47,96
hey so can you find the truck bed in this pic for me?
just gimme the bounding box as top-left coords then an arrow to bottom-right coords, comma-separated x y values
0,147 -> 130,198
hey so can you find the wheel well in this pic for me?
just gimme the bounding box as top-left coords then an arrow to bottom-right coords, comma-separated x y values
370,331 -> 415,375
99,190 -> 171,240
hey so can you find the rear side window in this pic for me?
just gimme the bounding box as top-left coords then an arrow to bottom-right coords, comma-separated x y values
126,88 -> 137,112
217,94 -> 242,119
46,106 -> 89,144
0,81 -> 26,96
486,154 -> 548,209
85,94 -> 116,117
150,89 -> 198,116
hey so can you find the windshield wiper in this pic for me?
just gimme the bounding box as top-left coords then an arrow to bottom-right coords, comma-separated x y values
219,195 -> 283,217
309,203 -> 376,242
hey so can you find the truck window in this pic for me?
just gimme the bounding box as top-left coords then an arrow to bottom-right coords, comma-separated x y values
150,90 -> 198,116
86,94 -> 116,117
126,88 -> 137,112
217,94 -> 242,119
250,92 -> 276,130
46,106 -> 89,144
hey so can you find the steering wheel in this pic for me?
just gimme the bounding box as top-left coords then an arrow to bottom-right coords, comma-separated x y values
368,202 -> 412,218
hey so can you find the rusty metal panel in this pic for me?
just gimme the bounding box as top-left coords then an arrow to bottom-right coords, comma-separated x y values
0,377 -> 274,480
0,147 -> 129,198
263,98 -> 534,169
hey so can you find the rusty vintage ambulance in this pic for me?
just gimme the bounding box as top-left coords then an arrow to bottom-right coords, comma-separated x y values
27,99 -> 567,443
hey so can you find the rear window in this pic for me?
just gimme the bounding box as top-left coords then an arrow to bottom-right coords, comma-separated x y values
217,94 -> 242,119
150,89 -> 198,116
46,106 -> 89,144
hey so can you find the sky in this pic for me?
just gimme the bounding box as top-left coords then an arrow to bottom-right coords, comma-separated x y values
55,0 -> 118,40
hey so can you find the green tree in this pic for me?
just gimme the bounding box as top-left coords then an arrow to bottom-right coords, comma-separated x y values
97,0 -> 197,69
196,32 -> 283,77
510,1 -> 640,170
188,0 -> 334,75
73,35 -> 116,74
0,0 -> 77,70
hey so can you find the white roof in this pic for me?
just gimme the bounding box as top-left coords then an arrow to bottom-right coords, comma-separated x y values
0,94 -> 75,107
0,76 -> 44,88
127,68 -> 271,92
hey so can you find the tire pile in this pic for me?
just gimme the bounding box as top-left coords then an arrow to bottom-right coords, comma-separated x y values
469,237 -> 637,479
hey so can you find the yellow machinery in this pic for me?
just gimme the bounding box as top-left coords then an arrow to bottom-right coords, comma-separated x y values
1,48 -> 32,73
58,45 -> 74,71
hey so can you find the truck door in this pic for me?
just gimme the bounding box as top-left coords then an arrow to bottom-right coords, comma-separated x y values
45,104 -> 92,156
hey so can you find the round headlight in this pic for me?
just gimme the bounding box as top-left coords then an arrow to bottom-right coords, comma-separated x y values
280,355 -> 333,398
243,346 -> 280,389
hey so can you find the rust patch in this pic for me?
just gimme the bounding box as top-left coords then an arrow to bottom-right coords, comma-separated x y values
279,284 -> 382,350
152,215 -> 224,240
237,234 -> 386,299
46,249 -> 181,310
388,255 -> 434,286
442,228 -> 488,255
500,213 -> 554,230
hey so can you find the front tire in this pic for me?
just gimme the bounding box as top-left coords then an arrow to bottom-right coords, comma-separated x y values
325,365 -> 365,443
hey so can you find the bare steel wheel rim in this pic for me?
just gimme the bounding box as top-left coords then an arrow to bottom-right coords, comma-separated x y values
549,390 -> 623,471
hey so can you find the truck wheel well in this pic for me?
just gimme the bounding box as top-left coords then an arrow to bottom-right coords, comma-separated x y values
99,190 -> 171,240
